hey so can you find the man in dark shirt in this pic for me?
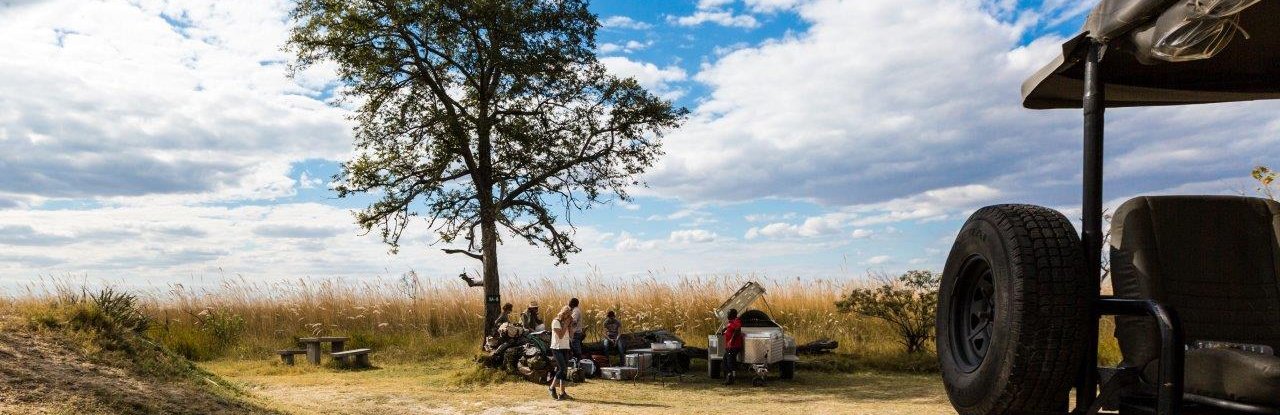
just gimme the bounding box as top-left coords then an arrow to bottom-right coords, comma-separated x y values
602,310 -> 624,365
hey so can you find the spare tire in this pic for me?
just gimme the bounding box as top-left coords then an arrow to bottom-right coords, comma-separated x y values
937,204 -> 1090,415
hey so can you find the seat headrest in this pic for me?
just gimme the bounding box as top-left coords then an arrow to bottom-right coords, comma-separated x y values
1110,195 -> 1280,252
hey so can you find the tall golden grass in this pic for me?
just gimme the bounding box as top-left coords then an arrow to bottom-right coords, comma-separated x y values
3,273 -> 1119,370
146,273 -> 909,362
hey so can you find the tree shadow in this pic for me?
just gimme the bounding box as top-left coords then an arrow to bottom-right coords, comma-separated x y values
570,398 -> 669,408
627,360 -> 945,405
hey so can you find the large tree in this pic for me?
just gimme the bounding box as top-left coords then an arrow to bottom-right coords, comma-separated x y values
287,0 -> 687,337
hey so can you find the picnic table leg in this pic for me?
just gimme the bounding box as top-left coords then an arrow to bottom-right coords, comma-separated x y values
332,340 -> 345,353
306,343 -> 321,365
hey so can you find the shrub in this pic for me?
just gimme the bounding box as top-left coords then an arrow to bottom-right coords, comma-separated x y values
836,270 -> 940,354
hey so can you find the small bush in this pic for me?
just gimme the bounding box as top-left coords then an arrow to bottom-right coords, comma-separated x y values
836,270 -> 939,354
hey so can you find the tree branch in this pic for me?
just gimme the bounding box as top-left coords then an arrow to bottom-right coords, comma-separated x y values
442,248 -> 484,261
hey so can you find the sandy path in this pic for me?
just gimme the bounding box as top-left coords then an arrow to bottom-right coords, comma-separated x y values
204,359 -> 955,415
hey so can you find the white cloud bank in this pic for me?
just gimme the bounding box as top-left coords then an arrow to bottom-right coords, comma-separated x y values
647,0 -> 1280,212
0,0 -> 350,204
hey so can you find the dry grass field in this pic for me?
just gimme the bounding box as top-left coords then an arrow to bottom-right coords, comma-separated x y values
0,274 -> 1123,414
102,273 -> 942,368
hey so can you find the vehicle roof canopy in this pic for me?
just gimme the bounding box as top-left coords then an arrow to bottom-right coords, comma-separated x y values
1022,0 -> 1280,109
716,281 -> 766,323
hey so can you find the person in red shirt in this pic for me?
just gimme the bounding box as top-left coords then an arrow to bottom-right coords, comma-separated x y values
721,308 -> 745,385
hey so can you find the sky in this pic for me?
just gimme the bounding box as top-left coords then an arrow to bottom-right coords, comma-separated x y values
0,0 -> 1278,290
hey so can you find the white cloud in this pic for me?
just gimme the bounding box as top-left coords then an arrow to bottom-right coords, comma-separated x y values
0,0 -> 349,203
297,171 -> 324,189
744,0 -> 805,13
599,56 -> 688,99
745,215 -> 845,239
598,40 -> 653,55
850,229 -> 873,239
601,15 -> 652,30
698,0 -> 736,9
649,0 -> 1280,214
669,229 -> 718,243
669,10 -> 760,29
866,255 -> 892,265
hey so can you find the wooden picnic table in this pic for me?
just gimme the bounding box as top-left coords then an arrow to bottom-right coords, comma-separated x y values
297,336 -> 349,365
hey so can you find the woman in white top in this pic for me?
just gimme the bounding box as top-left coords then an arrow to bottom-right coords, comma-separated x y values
548,305 -> 574,400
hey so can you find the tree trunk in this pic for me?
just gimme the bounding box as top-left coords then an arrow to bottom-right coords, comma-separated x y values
480,211 -> 500,339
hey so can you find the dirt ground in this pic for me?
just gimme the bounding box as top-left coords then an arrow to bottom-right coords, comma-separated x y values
0,330 -> 268,415
204,358 -> 954,415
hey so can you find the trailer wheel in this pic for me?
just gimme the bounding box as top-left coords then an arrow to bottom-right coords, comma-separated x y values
708,358 -> 722,379
937,204 -> 1089,415
778,360 -> 794,380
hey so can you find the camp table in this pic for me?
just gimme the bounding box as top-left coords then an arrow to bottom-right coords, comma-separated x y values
297,336 -> 348,365
628,347 -> 687,383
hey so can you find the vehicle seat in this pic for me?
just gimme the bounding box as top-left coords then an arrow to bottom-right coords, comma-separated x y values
1110,195 -> 1280,410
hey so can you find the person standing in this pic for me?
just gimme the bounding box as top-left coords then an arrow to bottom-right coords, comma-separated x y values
521,301 -> 542,331
721,308 -> 745,385
568,298 -> 585,361
548,306 -> 574,400
602,310 -> 624,366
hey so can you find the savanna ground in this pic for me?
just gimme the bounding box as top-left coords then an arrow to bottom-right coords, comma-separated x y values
0,274 -> 1121,414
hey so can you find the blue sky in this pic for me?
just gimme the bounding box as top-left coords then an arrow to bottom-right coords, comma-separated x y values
1,0 -> 1277,290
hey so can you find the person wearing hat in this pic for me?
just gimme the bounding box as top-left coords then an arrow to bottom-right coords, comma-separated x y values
521,301 -> 543,331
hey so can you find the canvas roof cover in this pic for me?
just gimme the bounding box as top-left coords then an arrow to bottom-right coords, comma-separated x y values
1022,0 -> 1280,109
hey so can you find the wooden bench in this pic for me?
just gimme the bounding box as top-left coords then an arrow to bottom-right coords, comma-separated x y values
276,349 -> 307,365
331,348 -> 373,368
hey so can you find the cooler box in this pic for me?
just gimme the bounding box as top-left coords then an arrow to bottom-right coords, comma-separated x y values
600,366 -> 639,380
625,352 -> 652,370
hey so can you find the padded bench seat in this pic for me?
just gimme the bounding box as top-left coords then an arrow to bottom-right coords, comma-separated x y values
1183,348 -> 1280,408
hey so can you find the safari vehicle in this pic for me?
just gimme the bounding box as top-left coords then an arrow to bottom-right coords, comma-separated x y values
937,1 -> 1280,414
707,281 -> 798,384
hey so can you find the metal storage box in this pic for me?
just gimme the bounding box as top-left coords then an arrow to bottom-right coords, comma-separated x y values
625,352 -> 652,369
744,332 -> 785,364
600,366 -> 639,380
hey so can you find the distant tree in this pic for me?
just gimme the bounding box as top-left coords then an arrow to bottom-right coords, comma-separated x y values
836,270 -> 940,354
286,0 -> 687,339
1253,165 -> 1276,200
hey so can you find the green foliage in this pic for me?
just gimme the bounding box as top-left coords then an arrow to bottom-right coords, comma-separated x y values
29,287 -> 154,352
1253,165 -> 1276,200
155,308 -> 245,360
836,271 -> 941,354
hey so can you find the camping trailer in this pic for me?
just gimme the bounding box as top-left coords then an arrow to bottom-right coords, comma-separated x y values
707,281 -> 798,385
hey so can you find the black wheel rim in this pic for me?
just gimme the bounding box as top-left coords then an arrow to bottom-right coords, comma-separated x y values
950,255 -> 995,373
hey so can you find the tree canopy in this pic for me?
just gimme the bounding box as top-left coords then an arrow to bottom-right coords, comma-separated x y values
286,0 -> 687,336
